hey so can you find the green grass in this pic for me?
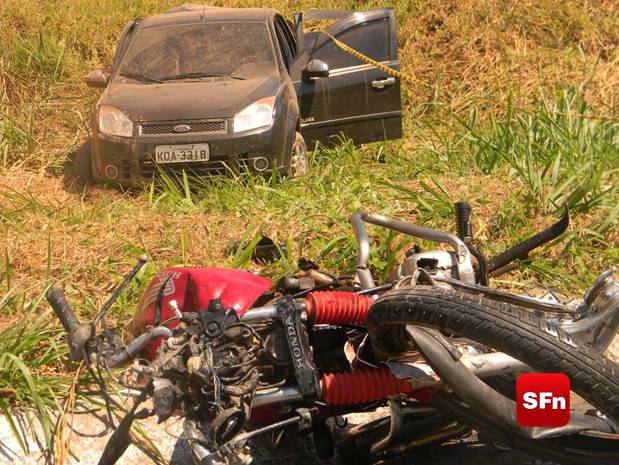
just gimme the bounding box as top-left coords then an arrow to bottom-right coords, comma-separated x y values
146,89 -> 617,286
455,89 -> 618,214
0,0 -> 618,459
0,284 -> 72,454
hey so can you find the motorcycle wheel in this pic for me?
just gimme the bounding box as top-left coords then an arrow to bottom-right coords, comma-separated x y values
368,286 -> 619,465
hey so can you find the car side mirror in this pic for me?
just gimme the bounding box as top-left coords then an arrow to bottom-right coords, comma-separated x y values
85,69 -> 110,88
302,60 -> 329,81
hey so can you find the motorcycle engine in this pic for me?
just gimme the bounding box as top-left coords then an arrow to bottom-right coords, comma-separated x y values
129,299 -> 265,438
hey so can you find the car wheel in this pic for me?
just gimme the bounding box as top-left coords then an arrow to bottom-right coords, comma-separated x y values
73,140 -> 94,184
289,131 -> 309,177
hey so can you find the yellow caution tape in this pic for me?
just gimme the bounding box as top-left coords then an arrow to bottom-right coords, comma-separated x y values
322,32 -> 618,122
322,31 -> 415,84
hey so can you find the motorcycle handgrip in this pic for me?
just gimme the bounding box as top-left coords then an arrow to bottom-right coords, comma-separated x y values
46,288 -> 82,333
46,287 -> 90,361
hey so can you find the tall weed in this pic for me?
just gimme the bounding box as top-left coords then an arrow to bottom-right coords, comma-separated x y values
459,89 -> 618,214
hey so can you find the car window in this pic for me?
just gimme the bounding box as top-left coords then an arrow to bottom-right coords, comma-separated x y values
112,20 -> 138,71
312,19 -> 390,69
274,18 -> 293,69
118,22 -> 277,81
277,16 -> 297,57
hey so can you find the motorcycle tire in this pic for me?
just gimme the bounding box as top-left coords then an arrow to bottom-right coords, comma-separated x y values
368,285 -> 619,465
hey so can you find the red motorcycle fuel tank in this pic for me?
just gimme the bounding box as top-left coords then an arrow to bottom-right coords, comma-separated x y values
130,267 -> 271,360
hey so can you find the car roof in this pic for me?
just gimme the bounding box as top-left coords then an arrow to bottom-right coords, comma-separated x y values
138,5 -> 278,29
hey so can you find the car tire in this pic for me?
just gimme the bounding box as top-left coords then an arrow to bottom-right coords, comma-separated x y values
73,140 -> 94,184
288,131 -> 309,177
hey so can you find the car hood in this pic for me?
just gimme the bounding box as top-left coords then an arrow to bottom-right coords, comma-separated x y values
100,73 -> 281,122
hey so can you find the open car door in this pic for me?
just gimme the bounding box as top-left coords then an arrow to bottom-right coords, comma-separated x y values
291,9 -> 402,148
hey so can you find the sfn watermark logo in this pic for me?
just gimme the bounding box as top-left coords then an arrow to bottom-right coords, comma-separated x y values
516,373 -> 570,427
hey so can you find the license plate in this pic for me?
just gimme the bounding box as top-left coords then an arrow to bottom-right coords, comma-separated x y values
154,144 -> 209,164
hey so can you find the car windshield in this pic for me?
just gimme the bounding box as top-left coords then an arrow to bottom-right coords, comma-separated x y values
118,22 -> 277,82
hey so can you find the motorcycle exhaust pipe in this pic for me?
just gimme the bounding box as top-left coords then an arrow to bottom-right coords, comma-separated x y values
448,351 -> 530,377
387,351 -> 531,380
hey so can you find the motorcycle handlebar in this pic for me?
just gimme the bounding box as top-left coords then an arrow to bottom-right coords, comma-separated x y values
46,287 -> 175,366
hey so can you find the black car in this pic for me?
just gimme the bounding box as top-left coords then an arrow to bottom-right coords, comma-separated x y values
76,6 -> 402,186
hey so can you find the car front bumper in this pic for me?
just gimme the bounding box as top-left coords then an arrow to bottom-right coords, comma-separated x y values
91,120 -> 288,186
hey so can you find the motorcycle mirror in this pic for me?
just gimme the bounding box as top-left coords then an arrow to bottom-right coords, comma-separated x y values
97,388 -> 150,465
488,205 -> 570,276
97,411 -> 135,465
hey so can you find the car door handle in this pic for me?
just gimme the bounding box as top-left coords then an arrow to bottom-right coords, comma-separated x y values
371,77 -> 396,89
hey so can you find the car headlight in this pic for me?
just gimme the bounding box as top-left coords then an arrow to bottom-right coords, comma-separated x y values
99,105 -> 133,138
233,97 -> 276,133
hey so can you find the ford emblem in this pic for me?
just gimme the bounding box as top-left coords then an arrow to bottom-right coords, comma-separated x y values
173,124 -> 191,133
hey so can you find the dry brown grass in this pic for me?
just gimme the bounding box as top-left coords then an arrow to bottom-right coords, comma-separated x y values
2,169 -> 255,304
398,0 -> 619,114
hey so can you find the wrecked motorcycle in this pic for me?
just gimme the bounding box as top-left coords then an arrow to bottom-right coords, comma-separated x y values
46,202 -> 619,465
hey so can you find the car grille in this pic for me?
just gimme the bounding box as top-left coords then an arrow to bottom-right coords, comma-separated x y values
139,120 -> 227,136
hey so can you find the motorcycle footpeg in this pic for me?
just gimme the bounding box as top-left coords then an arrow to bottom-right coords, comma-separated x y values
46,287 -> 91,361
